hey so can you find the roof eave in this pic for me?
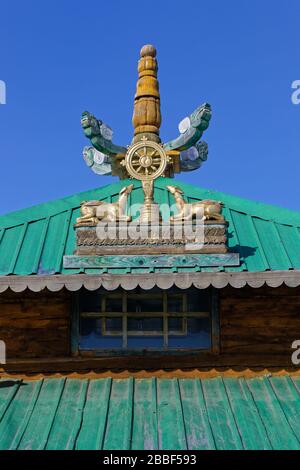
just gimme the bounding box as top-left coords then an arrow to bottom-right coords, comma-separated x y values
1,270 -> 300,293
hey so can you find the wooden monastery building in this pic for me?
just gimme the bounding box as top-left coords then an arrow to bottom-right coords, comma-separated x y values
1,45 -> 300,450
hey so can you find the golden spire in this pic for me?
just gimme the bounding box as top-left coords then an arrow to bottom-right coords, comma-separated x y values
132,44 -> 161,143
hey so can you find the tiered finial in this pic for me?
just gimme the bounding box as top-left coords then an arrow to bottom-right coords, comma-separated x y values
132,44 -> 161,143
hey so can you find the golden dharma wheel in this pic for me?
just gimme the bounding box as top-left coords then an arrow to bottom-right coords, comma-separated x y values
124,139 -> 168,181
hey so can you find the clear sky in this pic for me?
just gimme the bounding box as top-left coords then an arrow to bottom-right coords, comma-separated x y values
0,0 -> 299,214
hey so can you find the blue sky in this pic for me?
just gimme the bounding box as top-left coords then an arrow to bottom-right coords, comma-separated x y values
0,0 -> 299,214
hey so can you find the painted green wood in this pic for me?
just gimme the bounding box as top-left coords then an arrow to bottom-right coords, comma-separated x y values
222,207 -> 245,272
61,209 -> 81,275
0,380 -> 22,424
1,377 -> 300,450
76,379 -> 111,450
81,111 -> 127,156
290,376 -> 300,393
229,211 -> 267,272
18,378 -> 65,450
163,103 -> 211,151
1,177 -> 300,276
179,379 -> 215,450
131,378 -> 158,450
275,224 -> 300,269
201,377 -> 243,450
270,376 -> 300,443
0,380 -> 42,450
46,379 -> 88,450
38,212 -> 72,275
223,378 -> 271,450
246,377 -> 300,450
157,379 -> 187,450
14,220 -> 45,275
103,378 -> 134,450
0,225 -> 26,275
252,218 -> 292,271
64,253 -> 240,269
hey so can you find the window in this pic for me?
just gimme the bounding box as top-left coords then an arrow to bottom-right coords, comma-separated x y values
73,287 -> 219,354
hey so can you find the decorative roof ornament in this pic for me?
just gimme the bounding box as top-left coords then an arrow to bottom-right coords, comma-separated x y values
66,44 -> 237,268
81,44 -> 212,223
81,44 -> 211,181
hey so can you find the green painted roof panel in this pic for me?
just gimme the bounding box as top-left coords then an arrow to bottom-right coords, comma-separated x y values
0,178 -> 300,275
1,376 -> 300,450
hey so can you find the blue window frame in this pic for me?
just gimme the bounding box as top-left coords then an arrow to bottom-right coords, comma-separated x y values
72,287 -> 219,354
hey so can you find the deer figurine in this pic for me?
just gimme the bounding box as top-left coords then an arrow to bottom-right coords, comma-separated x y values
76,184 -> 134,225
167,185 -> 225,222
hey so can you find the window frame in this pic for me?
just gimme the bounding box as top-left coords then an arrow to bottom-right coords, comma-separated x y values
71,287 -> 220,356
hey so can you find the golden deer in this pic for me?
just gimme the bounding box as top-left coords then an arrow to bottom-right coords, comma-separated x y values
76,184 -> 134,225
167,185 -> 225,222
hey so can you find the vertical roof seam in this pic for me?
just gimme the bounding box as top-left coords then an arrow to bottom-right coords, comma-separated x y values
9,223 -> 29,274
54,210 -> 73,274
271,222 -> 294,269
248,216 -> 270,270
31,217 -> 50,274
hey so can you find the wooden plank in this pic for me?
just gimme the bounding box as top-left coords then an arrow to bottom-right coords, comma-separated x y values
0,379 -> 22,424
131,378 -> 158,450
211,288 -> 220,353
201,377 -> 243,450
63,253 -> 240,269
2,352 -> 300,373
18,378 -> 65,450
75,378 -> 111,450
103,378 -> 133,450
71,292 -> 79,356
179,379 -> 215,450
157,379 -> 187,450
272,376 -> 300,443
0,380 -> 42,450
46,379 -> 88,450
246,377 -> 300,449
223,378 -> 271,449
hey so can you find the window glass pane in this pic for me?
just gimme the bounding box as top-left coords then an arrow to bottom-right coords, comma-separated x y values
167,296 -> 183,313
127,336 -> 164,349
187,288 -> 210,312
105,317 -> 122,333
127,296 -> 163,313
79,290 -> 101,312
79,317 -> 122,349
77,288 -> 214,352
168,317 -> 183,334
105,297 -> 123,312
128,317 -> 163,333
168,317 -> 211,349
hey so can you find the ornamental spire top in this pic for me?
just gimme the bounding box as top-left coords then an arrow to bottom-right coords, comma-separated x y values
132,44 -> 161,143
81,44 -> 212,180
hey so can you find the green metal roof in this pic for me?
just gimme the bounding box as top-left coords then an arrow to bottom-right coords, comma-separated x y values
1,376 -> 300,450
1,177 -> 300,276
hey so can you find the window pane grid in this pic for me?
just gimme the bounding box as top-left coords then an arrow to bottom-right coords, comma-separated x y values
79,288 -> 213,350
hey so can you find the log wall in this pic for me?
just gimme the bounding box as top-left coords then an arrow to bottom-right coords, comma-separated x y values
220,285 -> 300,358
0,289 -> 71,358
0,286 -> 300,372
